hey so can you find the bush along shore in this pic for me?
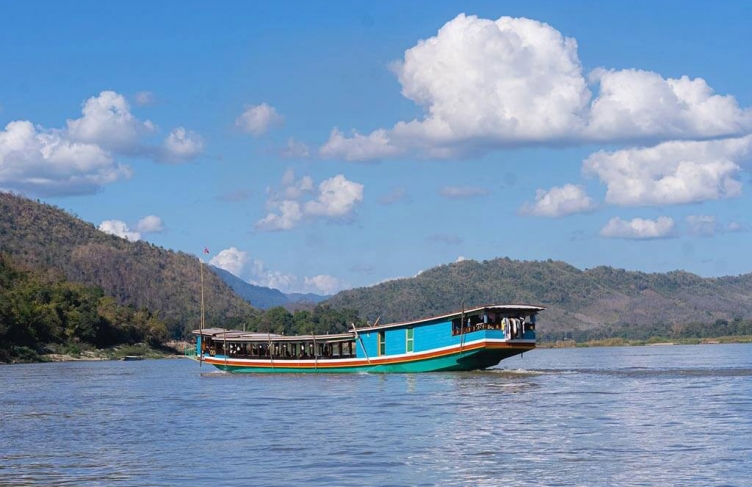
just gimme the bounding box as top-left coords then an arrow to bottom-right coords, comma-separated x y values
2,342 -> 188,364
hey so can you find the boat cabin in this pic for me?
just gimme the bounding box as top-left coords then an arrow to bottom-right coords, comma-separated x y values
197,329 -> 356,360
352,304 -> 539,359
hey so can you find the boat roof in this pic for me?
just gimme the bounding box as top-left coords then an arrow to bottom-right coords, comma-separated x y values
193,304 -> 544,339
355,304 -> 545,333
193,328 -> 354,343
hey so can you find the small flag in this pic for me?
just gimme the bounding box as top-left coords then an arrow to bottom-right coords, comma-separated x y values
203,247 -> 210,254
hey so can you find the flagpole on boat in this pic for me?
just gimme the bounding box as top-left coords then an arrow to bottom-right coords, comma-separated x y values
351,323 -> 370,364
199,247 -> 208,367
459,301 -> 466,355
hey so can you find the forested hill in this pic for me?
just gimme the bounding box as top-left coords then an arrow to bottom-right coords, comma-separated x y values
326,258 -> 752,335
0,193 -> 255,337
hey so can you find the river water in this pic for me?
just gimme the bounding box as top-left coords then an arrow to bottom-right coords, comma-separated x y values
1,344 -> 750,486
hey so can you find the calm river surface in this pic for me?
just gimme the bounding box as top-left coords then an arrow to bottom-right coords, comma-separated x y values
2,344 -> 751,486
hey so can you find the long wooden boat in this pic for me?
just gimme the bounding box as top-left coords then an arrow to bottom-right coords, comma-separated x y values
192,304 -> 543,373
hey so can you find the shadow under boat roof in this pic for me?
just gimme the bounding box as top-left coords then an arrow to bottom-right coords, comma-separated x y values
193,328 -> 354,343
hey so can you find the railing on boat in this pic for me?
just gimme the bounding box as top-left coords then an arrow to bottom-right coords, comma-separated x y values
183,346 -> 197,359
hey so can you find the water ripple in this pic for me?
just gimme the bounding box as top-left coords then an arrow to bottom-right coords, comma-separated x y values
1,344 -> 751,486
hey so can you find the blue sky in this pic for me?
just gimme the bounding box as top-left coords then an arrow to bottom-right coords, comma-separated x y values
1,1 -> 751,295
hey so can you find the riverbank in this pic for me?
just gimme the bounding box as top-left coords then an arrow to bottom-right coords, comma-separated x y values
1,342 -> 188,364
540,335 -> 752,348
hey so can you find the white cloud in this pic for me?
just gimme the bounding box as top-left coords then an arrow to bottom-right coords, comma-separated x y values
320,128 -> 401,161
248,260 -> 298,292
520,184 -> 596,217
0,120 -> 131,196
727,221 -> 750,233
134,91 -> 157,106
586,69 -> 750,141
160,127 -> 204,162
320,14 -> 752,161
282,138 -> 310,158
211,247 -> 348,294
67,91 -> 156,152
0,91 -> 207,196
302,275 -> 345,295
256,200 -> 304,231
98,214 -> 164,242
439,186 -> 488,199
686,215 -> 719,237
257,171 -> 364,231
456,256 -> 468,262
209,247 -> 250,277
236,103 -> 284,136
99,220 -> 141,242
304,175 -> 364,218
583,136 -> 751,206
599,216 -> 675,239
136,215 -> 163,233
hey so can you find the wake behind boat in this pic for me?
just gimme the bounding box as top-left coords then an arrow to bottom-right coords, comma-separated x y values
192,304 -> 543,373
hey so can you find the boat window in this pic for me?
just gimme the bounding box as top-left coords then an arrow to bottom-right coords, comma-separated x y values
378,331 -> 386,356
406,328 -> 414,353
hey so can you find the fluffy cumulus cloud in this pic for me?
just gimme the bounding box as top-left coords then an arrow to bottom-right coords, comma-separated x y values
599,216 -> 675,239
98,214 -> 164,242
209,247 -> 250,276
0,120 -> 131,196
319,128 -> 402,162
67,91 -> 156,152
586,69 -> 750,141
520,184 -> 596,217
209,246 -> 347,294
256,170 -> 364,231
236,103 -> 284,136
160,127 -> 204,162
583,136 -> 751,206
320,14 -> 752,161
136,215 -> 163,233
98,220 -> 142,242
0,91 -> 204,196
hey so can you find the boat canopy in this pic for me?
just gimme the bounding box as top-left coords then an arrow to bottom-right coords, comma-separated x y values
193,328 -> 354,343
356,304 -> 545,333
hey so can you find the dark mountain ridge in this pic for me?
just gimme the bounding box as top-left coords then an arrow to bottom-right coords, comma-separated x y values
211,265 -> 329,309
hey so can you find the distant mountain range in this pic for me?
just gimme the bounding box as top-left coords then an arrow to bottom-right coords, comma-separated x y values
0,192 -> 255,336
3,191 -> 750,342
326,257 -> 752,335
211,265 -> 329,309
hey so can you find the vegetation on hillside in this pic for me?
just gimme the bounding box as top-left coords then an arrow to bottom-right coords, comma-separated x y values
326,258 -> 752,336
241,305 -> 365,335
0,254 -> 168,362
541,317 -> 752,344
0,192 -> 256,338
